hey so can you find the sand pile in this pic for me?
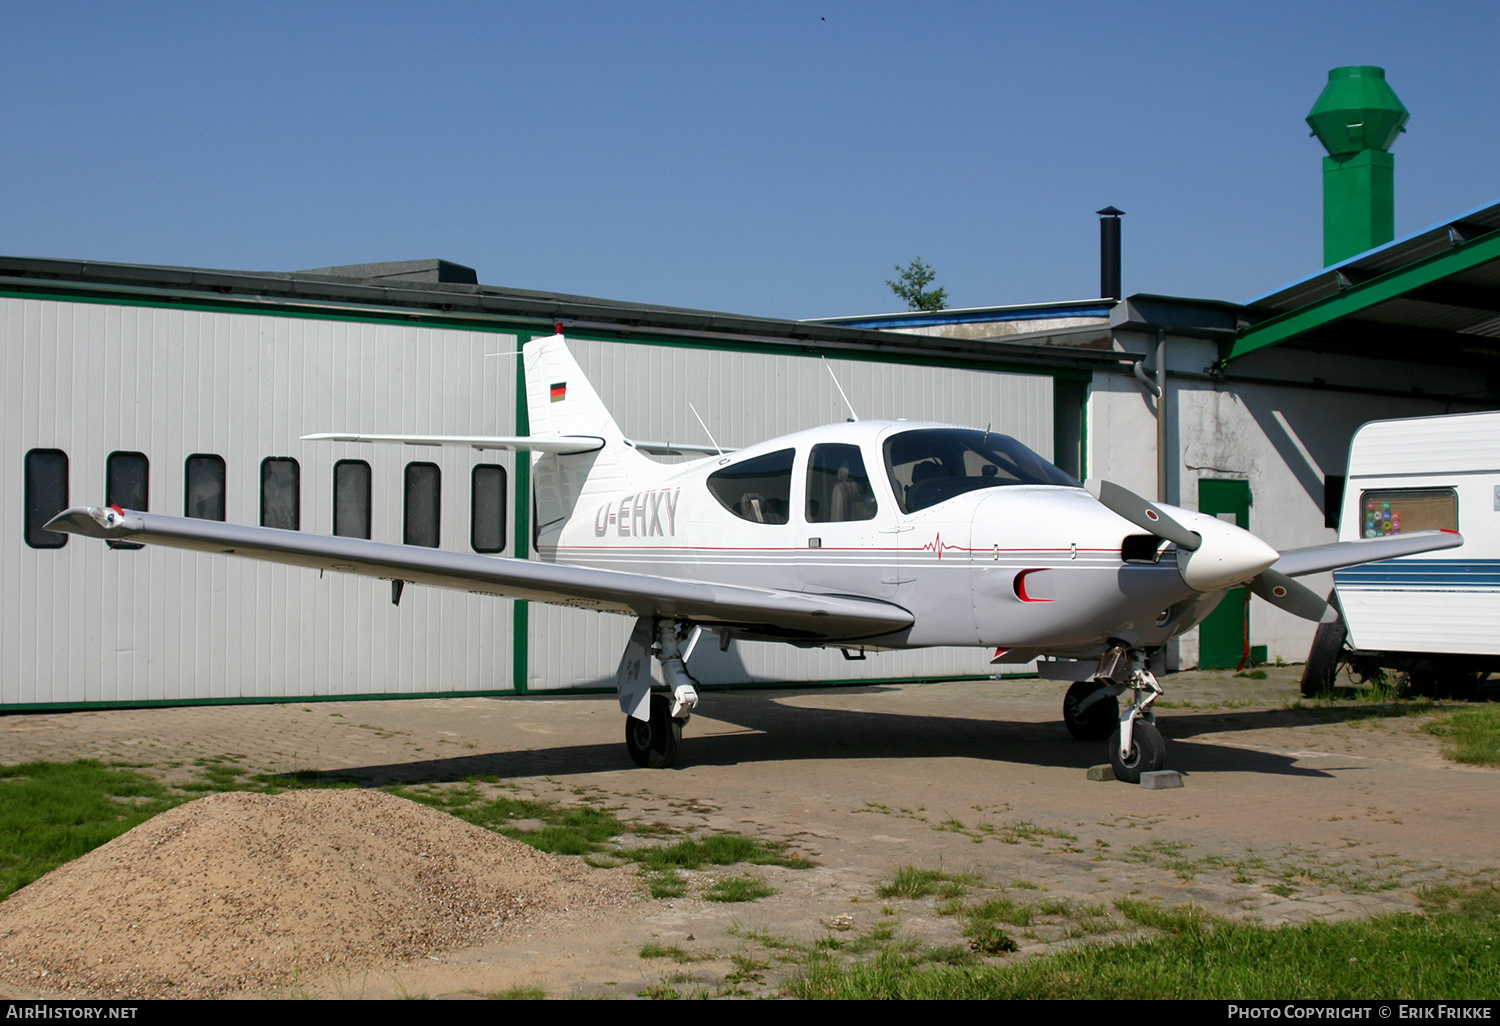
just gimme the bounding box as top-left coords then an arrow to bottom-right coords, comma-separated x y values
0,789 -> 636,998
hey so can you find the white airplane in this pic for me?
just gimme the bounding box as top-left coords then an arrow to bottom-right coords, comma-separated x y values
47,334 -> 1462,782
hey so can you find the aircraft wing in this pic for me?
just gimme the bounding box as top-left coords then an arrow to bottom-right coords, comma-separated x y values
301,433 -> 727,457
1270,529 -> 1463,577
45,507 -> 912,642
300,432 -> 604,454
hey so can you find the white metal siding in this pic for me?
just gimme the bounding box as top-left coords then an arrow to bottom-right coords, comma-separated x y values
3,296 -> 519,705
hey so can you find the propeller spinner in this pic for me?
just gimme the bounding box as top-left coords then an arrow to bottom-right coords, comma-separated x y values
1085,479 -> 1334,623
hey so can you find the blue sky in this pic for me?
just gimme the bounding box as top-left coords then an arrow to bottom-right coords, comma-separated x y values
4,1 -> 1497,319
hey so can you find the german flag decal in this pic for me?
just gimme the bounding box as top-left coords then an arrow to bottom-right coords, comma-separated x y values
550,382 -> 566,403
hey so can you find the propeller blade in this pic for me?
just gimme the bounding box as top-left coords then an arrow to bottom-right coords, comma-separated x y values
1249,569 -> 1337,623
1085,479 -> 1201,551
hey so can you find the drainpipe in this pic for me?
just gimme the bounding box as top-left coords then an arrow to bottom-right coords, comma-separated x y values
1155,329 -> 1168,503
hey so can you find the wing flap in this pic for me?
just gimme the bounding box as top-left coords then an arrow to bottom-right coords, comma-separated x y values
46,507 -> 912,642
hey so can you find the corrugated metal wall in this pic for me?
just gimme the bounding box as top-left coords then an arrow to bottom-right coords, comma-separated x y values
3,297 -> 1057,706
526,337 -> 1055,690
2,296 -> 518,705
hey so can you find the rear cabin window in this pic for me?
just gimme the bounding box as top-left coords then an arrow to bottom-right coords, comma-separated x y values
806,443 -> 877,523
185,454 -> 226,521
24,449 -> 69,549
260,457 -> 300,530
333,460 -> 372,539
404,462 -> 441,547
884,428 -> 1078,514
707,448 -> 794,524
1358,488 -> 1458,537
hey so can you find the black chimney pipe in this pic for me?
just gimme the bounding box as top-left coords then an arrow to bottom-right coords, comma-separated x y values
1097,206 -> 1124,301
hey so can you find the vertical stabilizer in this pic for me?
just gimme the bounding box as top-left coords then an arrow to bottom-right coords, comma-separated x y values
522,334 -> 664,547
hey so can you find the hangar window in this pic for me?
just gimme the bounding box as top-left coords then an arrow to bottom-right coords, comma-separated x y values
333,460 -> 372,539
106,451 -> 149,550
806,443 -> 876,523
1357,488 -> 1457,537
184,454 -> 226,521
404,462 -> 441,547
24,448 -> 69,549
260,457 -> 300,530
707,448 -> 794,524
471,464 -> 507,553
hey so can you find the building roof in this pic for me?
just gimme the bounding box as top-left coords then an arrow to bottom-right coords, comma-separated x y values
0,254 -> 1126,374
1227,197 -> 1500,374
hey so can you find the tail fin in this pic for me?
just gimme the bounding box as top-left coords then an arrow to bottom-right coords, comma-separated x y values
523,334 -> 664,547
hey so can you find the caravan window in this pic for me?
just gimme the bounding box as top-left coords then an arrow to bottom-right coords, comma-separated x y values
707,449 -> 794,524
1357,488 -> 1457,537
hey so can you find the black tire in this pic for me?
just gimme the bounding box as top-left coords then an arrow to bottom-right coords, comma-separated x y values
1109,719 -> 1165,784
1063,680 -> 1119,741
624,693 -> 683,769
1300,592 -> 1347,697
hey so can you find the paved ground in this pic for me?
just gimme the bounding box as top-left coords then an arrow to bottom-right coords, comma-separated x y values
1,666 -> 1495,998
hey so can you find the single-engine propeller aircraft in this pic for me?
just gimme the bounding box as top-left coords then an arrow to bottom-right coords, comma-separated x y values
48,334 -> 1463,781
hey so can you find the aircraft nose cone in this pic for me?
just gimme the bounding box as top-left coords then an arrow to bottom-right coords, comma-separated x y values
1176,517 -> 1279,593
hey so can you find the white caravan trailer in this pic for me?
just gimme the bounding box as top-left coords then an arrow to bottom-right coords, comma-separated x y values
1302,410 -> 1500,695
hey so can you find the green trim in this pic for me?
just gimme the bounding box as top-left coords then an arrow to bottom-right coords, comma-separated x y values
0,281 -> 552,337
0,673 -> 1034,714
512,331 -> 535,695
0,688 -> 528,714
1,282 -> 1095,379
1224,229 -> 1500,363
553,325 -> 1094,382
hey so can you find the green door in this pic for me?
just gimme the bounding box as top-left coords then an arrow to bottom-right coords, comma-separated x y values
1196,479 -> 1251,670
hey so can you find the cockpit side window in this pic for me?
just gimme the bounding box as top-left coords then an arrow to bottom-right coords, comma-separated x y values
707,448 -> 795,524
807,443 -> 877,523
884,428 -> 1079,513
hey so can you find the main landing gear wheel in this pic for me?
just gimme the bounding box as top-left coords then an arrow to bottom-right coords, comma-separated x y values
1109,719 -> 1165,784
625,692 -> 683,769
1062,680 -> 1119,741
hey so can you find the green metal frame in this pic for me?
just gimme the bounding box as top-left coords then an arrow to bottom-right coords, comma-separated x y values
1223,229 -> 1500,364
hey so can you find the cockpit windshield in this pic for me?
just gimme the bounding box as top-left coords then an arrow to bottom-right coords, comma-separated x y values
884,428 -> 1080,513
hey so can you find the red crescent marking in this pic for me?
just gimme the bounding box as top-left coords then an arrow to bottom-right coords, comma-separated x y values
1013,568 -> 1053,603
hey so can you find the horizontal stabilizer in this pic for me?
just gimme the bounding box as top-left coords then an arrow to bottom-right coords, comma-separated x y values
45,507 -> 914,643
1271,530 -> 1463,578
300,432 -> 604,454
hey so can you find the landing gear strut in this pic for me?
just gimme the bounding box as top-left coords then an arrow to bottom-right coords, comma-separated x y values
1071,644 -> 1167,783
617,618 -> 700,769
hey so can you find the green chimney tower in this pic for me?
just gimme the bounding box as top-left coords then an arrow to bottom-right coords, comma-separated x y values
1307,65 -> 1409,266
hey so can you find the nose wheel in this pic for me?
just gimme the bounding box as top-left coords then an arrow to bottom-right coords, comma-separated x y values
1071,646 -> 1168,783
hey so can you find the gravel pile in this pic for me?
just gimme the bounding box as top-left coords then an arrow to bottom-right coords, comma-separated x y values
0,789 -> 635,998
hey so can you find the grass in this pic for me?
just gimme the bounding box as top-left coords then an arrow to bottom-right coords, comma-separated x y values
0,759 -> 813,911
1423,704 -> 1500,766
704,875 -> 776,903
783,881 -> 1500,1000
0,760 -> 179,899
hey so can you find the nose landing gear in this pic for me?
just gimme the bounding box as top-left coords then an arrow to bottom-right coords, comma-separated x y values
1066,644 -> 1167,783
